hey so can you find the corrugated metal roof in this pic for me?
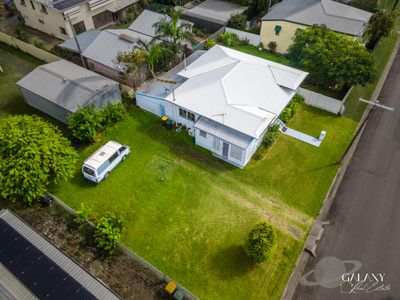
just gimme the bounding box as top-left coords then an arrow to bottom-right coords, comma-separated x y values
59,29 -> 102,53
0,209 -> 120,300
262,0 -> 372,36
17,60 -> 118,113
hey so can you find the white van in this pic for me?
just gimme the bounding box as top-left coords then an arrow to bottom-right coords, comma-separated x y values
82,141 -> 130,183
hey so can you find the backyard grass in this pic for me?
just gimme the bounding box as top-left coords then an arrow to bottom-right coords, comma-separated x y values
0,43 -> 43,120
231,44 -> 291,65
52,104 -> 356,299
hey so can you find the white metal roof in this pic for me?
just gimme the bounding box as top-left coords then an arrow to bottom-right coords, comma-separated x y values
84,141 -> 122,169
166,45 -> 308,138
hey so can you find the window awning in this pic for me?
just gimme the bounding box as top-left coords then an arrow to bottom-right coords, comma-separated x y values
274,25 -> 282,32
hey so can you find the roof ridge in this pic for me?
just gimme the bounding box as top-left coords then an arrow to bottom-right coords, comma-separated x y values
321,0 -> 369,23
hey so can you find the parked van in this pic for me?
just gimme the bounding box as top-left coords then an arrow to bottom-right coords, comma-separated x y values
82,141 -> 130,183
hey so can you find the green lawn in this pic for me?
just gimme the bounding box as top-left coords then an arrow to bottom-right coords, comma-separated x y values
52,104 -> 356,299
231,44 -> 291,65
0,43 -> 43,120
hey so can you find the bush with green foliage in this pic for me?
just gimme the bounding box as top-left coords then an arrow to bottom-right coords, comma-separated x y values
262,124 -> 280,149
227,13 -> 247,30
0,115 -> 78,204
93,213 -> 125,258
100,102 -> 125,127
244,221 -> 277,263
366,10 -> 397,50
267,41 -> 277,54
287,26 -> 375,89
14,28 -> 27,42
68,106 -> 103,144
33,38 -> 46,50
74,203 -> 93,228
204,38 -> 216,50
349,0 -> 378,12
217,32 -> 239,47
279,94 -> 304,124
50,46 -> 73,60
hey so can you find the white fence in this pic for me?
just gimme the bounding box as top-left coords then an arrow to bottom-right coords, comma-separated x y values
0,32 -> 60,63
298,87 -> 350,114
225,27 -> 260,47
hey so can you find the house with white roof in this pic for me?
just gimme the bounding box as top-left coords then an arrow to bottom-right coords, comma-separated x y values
136,45 -> 308,168
260,0 -> 372,53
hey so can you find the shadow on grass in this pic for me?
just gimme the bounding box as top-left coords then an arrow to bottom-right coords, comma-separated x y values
211,245 -> 257,279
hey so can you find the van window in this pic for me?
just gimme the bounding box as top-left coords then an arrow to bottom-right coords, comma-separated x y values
119,146 -> 127,152
83,166 -> 95,176
98,161 -> 110,175
109,152 -> 119,163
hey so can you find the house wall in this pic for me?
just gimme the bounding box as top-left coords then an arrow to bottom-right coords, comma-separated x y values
89,84 -> 122,110
18,87 -> 70,123
15,0 -> 134,40
260,20 -> 307,53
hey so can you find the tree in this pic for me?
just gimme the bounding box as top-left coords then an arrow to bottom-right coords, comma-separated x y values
93,213 -> 125,258
349,0 -> 378,12
0,115 -> 78,205
68,106 -> 103,144
287,26 -> 375,89
366,10 -> 397,50
116,48 -> 147,88
244,221 -> 277,263
227,13 -> 247,30
152,8 -> 194,59
135,39 -> 173,77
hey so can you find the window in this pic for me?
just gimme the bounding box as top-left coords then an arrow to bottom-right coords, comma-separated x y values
38,19 -> 44,24
199,130 -> 207,138
230,145 -> 243,161
179,108 -> 196,122
274,25 -> 282,36
187,112 -> 195,122
108,152 -> 119,163
83,166 -> 95,176
30,0 -> 35,9
213,137 -> 221,150
20,0 -> 26,6
40,4 -> 47,13
59,27 -> 67,35
179,108 -> 186,118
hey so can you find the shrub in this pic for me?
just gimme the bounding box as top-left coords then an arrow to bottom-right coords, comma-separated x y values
227,13 -> 246,30
262,124 -> 280,148
267,41 -> 277,54
204,38 -> 216,50
14,28 -> 27,42
244,221 -> 277,263
33,38 -> 46,50
217,32 -> 239,47
50,45 -> 73,60
100,102 -> 125,127
93,213 -> 125,258
74,203 -> 93,228
279,94 -> 304,124
0,115 -> 77,204
68,106 -> 103,144
239,38 -> 250,46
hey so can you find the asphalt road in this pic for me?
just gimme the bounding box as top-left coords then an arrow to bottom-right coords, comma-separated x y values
293,49 -> 400,299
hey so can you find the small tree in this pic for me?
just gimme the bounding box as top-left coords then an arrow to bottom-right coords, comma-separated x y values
244,221 -> 277,263
267,41 -> 277,54
68,106 -> 103,144
366,10 -> 397,50
287,26 -> 375,89
93,213 -> 125,258
0,115 -> 78,205
227,13 -> 247,30
100,102 -> 125,127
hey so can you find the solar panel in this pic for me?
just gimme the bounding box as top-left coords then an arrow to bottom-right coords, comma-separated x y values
0,220 -> 97,300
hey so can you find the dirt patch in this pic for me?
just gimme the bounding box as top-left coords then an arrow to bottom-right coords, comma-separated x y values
12,204 -> 181,300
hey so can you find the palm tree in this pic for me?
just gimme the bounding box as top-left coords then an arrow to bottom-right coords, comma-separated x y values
152,8 -> 194,59
116,48 -> 146,88
134,39 -> 169,78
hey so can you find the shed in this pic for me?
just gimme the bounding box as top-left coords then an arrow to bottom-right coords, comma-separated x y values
17,60 -> 121,124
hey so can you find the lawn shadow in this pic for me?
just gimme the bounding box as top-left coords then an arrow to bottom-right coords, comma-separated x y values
211,245 -> 257,279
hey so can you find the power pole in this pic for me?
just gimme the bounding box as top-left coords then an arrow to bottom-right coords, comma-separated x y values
66,15 -> 87,69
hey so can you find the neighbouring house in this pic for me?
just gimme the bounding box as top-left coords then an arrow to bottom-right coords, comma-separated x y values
14,0 -> 138,40
0,209 -> 119,300
59,9 -> 193,84
178,0 -> 247,31
17,60 -> 121,124
136,45 -> 308,168
260,0 -> 372,53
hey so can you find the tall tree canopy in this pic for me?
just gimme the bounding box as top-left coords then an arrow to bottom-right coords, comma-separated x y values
0,115 -> 78,204
287,26 -> 375,89
366,10 -> 397,50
